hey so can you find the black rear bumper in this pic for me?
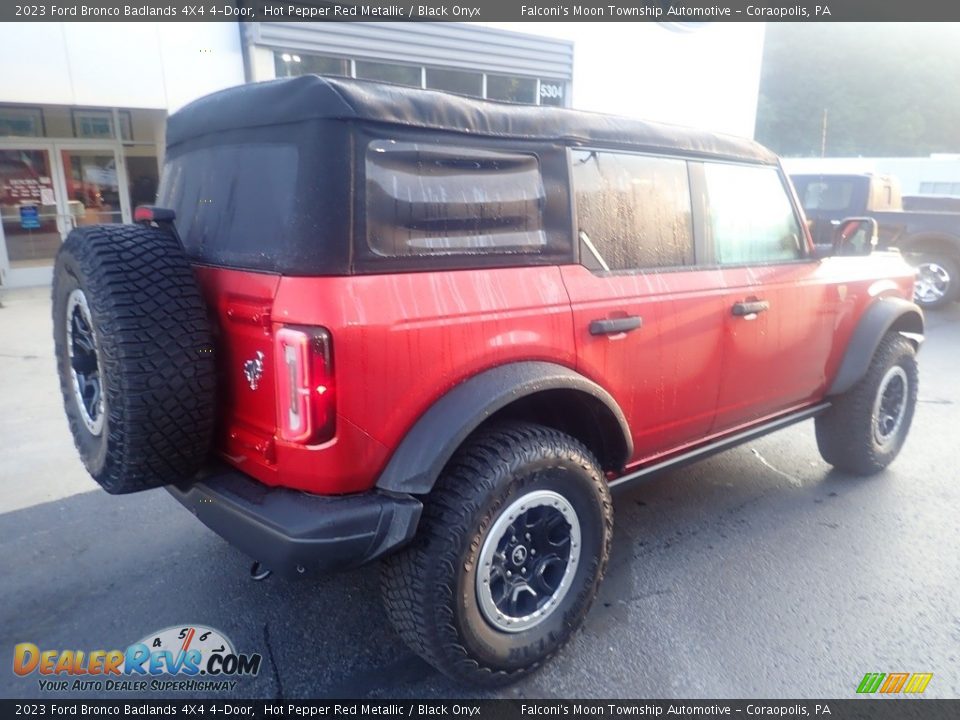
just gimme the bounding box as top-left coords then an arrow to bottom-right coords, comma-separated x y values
166,466 -> 422,577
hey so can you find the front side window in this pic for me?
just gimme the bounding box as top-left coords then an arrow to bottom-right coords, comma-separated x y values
365,140 -> 546,257
572,150 -> 694,271
704,164 -> 804,265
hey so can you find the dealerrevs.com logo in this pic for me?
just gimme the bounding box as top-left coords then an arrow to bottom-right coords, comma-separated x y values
13,625 -> 261,693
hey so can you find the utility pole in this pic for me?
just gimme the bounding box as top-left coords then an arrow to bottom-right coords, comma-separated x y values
820,108 -> 829,158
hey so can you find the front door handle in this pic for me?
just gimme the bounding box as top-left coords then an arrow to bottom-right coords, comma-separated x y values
589,315 -> 643,336
732,300 -> 770,317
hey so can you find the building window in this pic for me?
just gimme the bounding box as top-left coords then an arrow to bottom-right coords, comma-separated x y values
355,60 -> 421,87
0,107 -> 44,137
71,109 -> 132,141
425,68 -> 482,97
572,150 -> 694,271
125,151 -> 160,210
486,75 -> 537,104
266,48 -> 568,107
274,51 -> 349,78
538,79 -> 566,107
920,181 -> 960,195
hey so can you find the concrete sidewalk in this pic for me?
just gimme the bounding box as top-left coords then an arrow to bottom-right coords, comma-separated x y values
0,286 -> 97,513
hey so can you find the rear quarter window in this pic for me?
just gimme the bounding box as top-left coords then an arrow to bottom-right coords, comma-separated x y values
157,143 -> 298,268
364,140 -> 547,257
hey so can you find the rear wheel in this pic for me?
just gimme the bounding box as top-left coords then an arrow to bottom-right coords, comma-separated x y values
911,253 -> 959,309
815,332 -> 918,476
52,225 -> 216,494
381,422 -> 612,686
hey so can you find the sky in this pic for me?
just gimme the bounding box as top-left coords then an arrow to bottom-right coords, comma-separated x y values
485,22 -> 767,138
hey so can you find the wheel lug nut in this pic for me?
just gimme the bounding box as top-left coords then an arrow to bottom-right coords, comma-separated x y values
506,571 -> 512,577
521,567 -> 527,574
531,549 -> 536,555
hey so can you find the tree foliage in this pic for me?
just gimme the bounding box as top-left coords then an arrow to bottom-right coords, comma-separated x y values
755,23 -> 960,157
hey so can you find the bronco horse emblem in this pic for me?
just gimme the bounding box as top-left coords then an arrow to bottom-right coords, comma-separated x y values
243,351 -> 264,391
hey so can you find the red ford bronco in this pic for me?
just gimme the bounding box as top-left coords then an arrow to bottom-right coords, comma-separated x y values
52,76 -> 923,686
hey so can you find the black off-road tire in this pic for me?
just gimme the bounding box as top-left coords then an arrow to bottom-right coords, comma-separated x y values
815,332 -> 918,476
381,422 -> 613,687
52,225 -> 216,494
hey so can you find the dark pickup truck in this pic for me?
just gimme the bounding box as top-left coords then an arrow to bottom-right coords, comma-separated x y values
791,173 -> 960,309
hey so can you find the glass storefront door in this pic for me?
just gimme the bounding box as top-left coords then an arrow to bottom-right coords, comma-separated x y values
0,142 -> 130,287
59,148 -> 125,228
0,147 -> 64,285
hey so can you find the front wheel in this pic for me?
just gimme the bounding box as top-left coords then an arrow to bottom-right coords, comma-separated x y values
911,253 -> 960,309
381,422 -> 613,686
816,332 -> 918,475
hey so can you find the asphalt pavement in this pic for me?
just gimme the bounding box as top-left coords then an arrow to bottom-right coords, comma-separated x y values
1,287 -> 958,699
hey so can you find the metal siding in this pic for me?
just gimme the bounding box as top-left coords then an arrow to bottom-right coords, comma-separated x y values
252,22 -> 573,80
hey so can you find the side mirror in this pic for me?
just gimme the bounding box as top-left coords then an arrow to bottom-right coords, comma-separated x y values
832,216 -> 878,256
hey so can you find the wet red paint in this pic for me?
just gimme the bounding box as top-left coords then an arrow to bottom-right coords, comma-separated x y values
193,253 -> 916,495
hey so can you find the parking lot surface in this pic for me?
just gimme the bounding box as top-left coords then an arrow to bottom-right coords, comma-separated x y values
1,287 -> 958,699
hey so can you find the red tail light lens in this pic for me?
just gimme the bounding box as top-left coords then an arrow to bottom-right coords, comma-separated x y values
274,327 -> 334,444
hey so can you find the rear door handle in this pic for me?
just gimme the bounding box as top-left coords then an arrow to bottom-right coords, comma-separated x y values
589,315 -> 643,336
731,300 -> 770,317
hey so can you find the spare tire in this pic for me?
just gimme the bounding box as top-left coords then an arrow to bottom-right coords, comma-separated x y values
52,224 -> 216,494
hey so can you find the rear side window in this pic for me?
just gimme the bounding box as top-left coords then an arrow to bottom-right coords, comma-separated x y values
158,143 -> 298,267
703,163 -> 803,265
798,178 -> 856,211
571,150 -> 694,272
365,140 -> 547,257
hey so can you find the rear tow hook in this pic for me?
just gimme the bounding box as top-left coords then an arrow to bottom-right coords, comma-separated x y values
250,561 -> 272,581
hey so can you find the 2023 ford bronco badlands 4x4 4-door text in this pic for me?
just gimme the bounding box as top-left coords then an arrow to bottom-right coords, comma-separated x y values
53,76 -> 923,686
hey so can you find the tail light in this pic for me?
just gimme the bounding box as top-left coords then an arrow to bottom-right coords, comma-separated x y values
133,205 -> 176,223
274,327 -> 335,444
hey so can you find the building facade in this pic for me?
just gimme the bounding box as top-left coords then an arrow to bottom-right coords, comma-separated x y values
243,22 -> 574,107
0,21 -> 764,289
0,21 -> 575,289
0,23 -> 244,288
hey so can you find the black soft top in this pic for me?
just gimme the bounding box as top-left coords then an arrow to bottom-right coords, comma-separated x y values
167,75 -> 778,165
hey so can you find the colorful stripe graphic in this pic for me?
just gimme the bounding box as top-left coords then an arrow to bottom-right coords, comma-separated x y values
857,672 -> 933,694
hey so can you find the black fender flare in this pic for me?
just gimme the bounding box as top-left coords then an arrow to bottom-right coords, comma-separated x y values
827,297 -> 924,396
375,361 -> 633,495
